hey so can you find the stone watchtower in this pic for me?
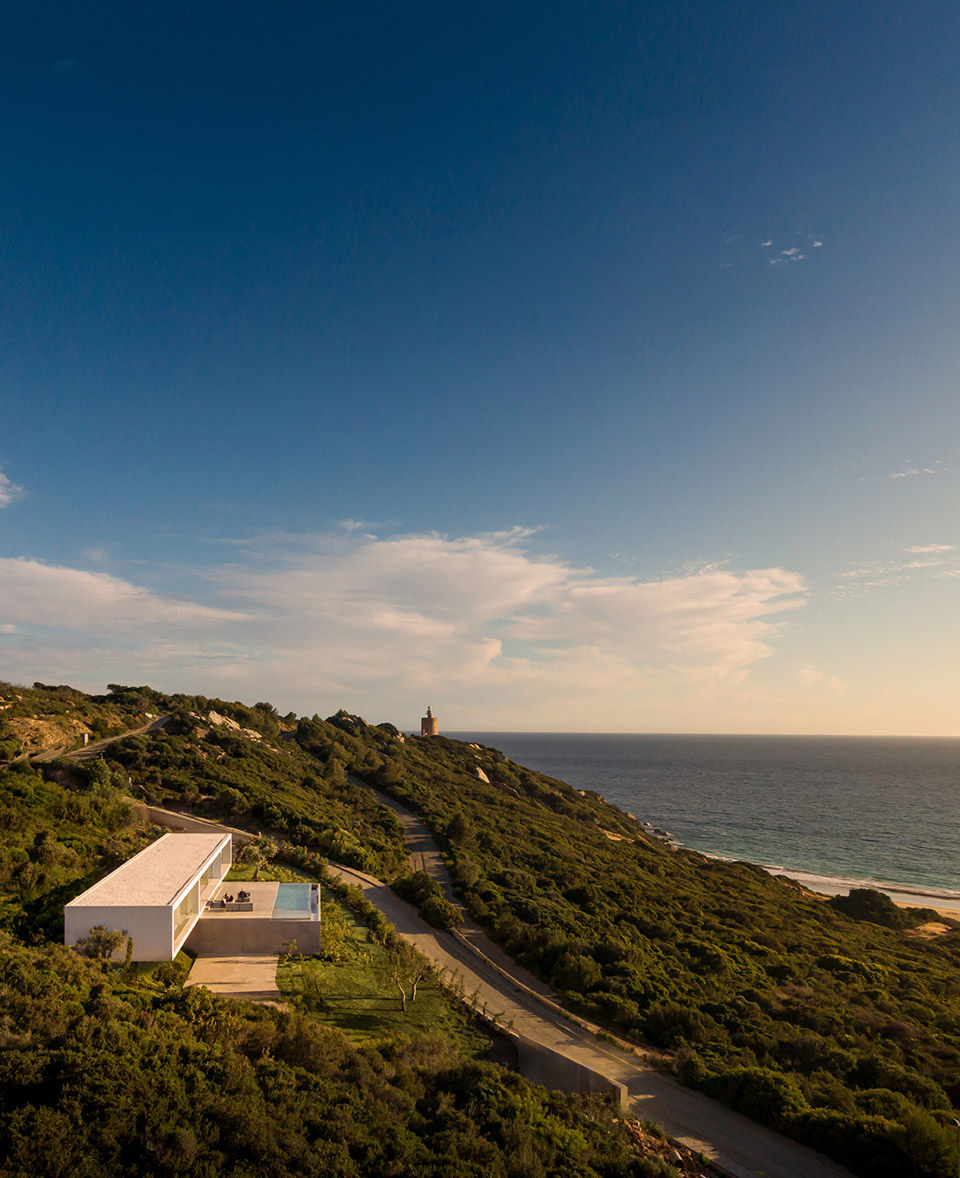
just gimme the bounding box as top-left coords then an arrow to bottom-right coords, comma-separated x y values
420,706 -> 439,737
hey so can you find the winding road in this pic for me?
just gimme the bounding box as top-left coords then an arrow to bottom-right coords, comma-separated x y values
335,781 -> 852,1178
137,774 -> 851,1177
29,714 -> 169,763
327,857 -> 848,1178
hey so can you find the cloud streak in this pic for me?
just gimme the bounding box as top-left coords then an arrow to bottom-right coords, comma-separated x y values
760,235 -> 821,264
836,542 -> 960,596
0,531 -> 808,726
0,558 -> 246,633
0,470 -> 25,508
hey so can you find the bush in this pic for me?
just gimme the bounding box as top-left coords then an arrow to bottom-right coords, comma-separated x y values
75,925 -> 124,959
154,958 -> 190,986
635,1159 -> 680,1177
643,1002 -> 717,1048
828,888 -> 907,929
419,892 -> 462,931
705,1066 -> 808,1127
392,870 -> 462,930
792,1106 -> 955,1178
676,1049 -> 709,1088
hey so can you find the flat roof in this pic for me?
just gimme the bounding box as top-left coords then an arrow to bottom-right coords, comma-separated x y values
66,833 -> 230,909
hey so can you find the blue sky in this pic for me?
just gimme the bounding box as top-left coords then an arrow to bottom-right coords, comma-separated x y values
1,2 -> 958,732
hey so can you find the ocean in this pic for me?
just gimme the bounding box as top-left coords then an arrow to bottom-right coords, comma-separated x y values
450,733 -> 960,909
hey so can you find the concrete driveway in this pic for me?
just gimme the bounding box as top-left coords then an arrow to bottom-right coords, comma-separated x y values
185,954 -> 285,1005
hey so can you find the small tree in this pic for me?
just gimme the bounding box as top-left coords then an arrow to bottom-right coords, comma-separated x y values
237,835 -> 277,880
123,935 -> 136,980
321,903 -> 349,962
76,925 -> 124,959
385,941 -> 430,1012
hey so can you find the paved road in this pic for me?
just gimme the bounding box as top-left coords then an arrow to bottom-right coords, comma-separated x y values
143,792 -> 852,1178
30,714 -> 169,763
349,775 -> 560,1000
346,778 -> 855,1178
327,860 -> 850,1178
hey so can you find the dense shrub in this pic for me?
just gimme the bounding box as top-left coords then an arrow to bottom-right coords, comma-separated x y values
392,869 -> 462,931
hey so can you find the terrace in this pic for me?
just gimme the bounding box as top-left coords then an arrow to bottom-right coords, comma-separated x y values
185,880 -> 322,956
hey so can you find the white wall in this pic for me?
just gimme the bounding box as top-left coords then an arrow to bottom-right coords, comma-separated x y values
65,904 -> 173,961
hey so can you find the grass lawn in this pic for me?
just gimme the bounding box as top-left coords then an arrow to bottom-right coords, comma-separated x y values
276,887 -> 491,1054
224,862 -> 312,883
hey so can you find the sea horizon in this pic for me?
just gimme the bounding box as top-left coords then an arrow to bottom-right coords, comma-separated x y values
446,730 -> 960,740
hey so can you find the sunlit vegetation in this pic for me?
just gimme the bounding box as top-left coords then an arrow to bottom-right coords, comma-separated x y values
277,886 -> 487,1049
0,681 -> 154,757
346,728 -> 960,1178
5,681 -> 960,1176
0,936 -> 649,1178
96,692 -> 409,880
0,684 -> 668,1178
0,758 -> 154,941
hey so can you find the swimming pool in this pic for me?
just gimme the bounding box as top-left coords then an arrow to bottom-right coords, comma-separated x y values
271,883 -> 317,920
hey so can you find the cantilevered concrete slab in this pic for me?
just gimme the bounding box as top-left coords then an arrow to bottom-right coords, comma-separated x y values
65,832 -> 232,961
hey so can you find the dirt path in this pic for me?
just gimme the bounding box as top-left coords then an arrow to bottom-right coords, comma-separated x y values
30,714 -> 170,763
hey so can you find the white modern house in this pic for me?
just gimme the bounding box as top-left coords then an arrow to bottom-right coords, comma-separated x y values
64,832 -> 232,961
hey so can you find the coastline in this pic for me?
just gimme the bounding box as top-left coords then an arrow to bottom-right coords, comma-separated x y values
772,867 -> 960,916
697,851 -> 960,915
458,730 -> 960,919
673,843 -> 960,914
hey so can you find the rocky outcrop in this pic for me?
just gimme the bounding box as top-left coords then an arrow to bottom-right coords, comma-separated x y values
207,711 -> 263,742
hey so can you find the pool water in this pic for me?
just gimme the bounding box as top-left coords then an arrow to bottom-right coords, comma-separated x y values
272,883 -> 316,920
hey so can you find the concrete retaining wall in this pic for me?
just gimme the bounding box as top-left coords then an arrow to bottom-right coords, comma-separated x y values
508,1032 -> 628,1108
186,918 -> 322,956
128,803 -> 254,843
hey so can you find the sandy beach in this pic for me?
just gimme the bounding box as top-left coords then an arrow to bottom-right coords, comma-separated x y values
772,867 -> 960,920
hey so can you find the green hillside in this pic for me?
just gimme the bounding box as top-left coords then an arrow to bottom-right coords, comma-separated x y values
3,680 -> 960,1177
0,682 -> 675,1178
355,729 -> 960,1177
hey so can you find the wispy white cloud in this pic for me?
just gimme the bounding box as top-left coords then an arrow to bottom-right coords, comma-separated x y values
760,235 -> 821,263
889,467 -> 938,479
0,470 -> 25,508
0,558 -> 247,632
0,532 -> 808,726
836,542 -> 960,596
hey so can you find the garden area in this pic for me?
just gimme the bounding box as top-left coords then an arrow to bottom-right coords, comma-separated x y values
276,885 -> 491,1052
